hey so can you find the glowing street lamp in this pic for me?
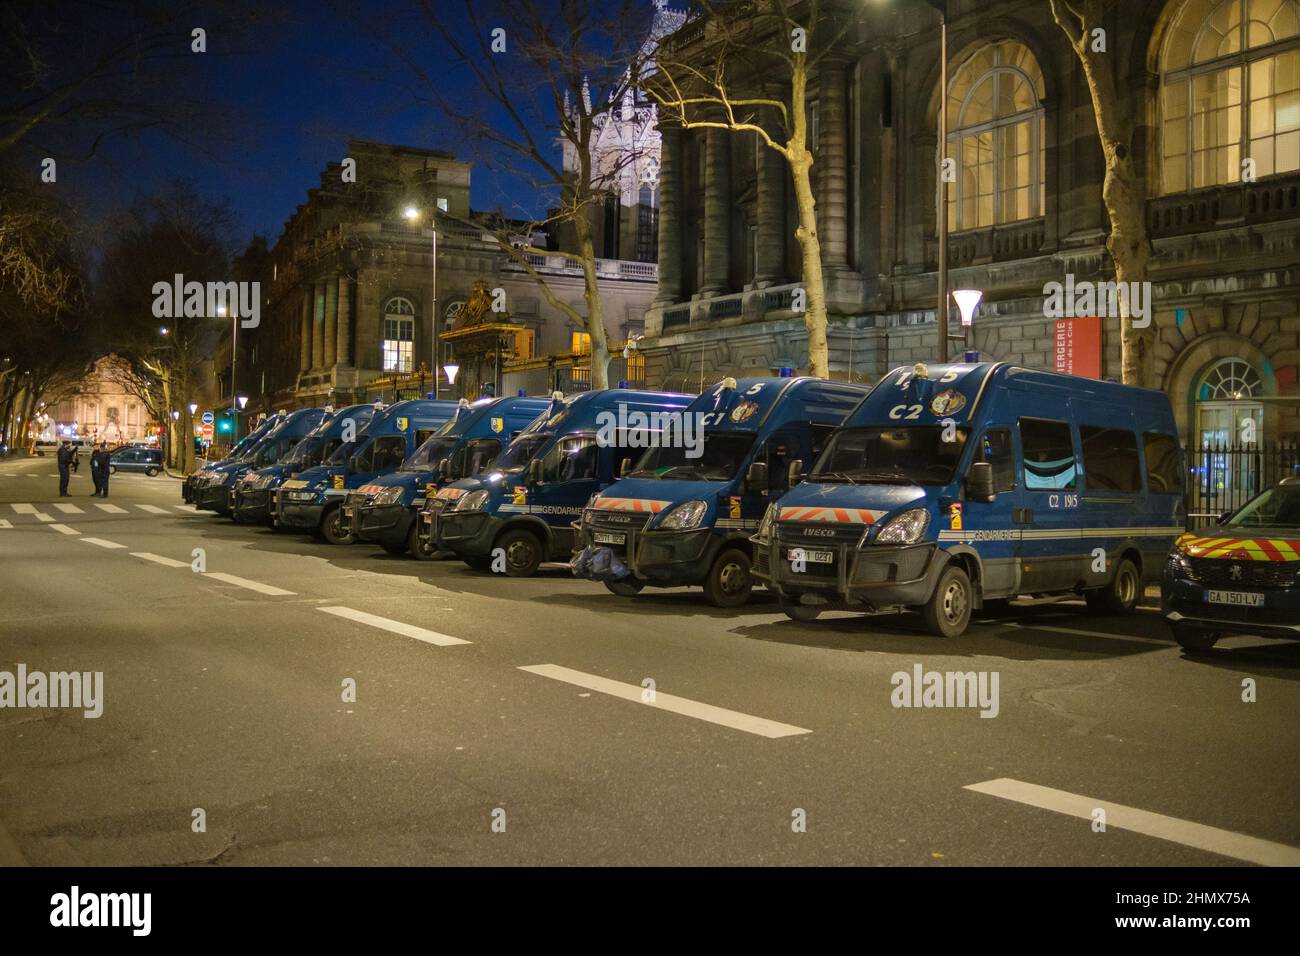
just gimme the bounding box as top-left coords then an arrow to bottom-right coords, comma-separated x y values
236,395 -> 248,410
443,363 -> 460,386
952,289 -> 983,327
188,402 -> 198,415
404,206 -> 420,221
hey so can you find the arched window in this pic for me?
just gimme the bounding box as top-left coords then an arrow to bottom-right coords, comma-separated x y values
945,40 -> 1047,232
382,296 -> 416,373
1160,0 -> 1300,193
1196,357 -> 1264,446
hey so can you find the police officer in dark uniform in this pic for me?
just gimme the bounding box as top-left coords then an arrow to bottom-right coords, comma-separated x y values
56,440 -> 73,496
92,442 -> 112,497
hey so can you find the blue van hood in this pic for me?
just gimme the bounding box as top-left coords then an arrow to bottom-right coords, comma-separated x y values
774,481 -> 929,525
592,477 -> 728,526
286,464 -> 345,489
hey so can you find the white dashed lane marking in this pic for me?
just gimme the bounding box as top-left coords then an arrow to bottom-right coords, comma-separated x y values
52,503 -> 83,514
135,504 -> 169,514
11,504 -> 36,514
0,519 -> 10,529
519,664 -> 813,739
965,778 -> 1300,867
316,607 -> 469,646
203,572 -> 295,596
93,503 -> 127,514
80,537 -> 126,550
49,524 -> 79,535
131,552 -> 190,568
35,514 -> 53,523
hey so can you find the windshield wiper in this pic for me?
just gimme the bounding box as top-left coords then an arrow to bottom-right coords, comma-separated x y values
814,472 -> 860,484
847,471 -> 923,487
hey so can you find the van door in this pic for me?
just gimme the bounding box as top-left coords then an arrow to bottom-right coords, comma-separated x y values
956,426 -> 1021,599
527,434 -> 600,556
1074,404 -> 1144,588
1016,416 -> 1083,593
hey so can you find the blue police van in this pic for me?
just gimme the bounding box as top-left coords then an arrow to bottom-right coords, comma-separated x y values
236,403 -> 377,526
430,389 -> 693,576
276,399 -> 457,544
751,362 -> 1184,636
183,414 -> 282,503
195,408 -> 328,517
350,394 -> 551,557
572,375 -> 873,606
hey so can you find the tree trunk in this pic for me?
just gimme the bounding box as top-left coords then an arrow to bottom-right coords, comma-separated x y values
788,64 -> 829,378
573,210 -> 611,390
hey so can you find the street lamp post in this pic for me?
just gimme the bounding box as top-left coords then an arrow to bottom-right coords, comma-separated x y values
404,206 -> 439,397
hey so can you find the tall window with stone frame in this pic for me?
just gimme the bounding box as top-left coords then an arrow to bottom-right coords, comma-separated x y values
1159,0 -> 1300,193
381,296 -> 416,373
636,184 -> 658,263
944,40 -> 1047,232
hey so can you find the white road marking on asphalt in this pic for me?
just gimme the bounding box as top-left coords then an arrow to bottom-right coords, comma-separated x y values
135,504 -> 169,514
11,504 -> 36,514
174,504 -> 199,511
35,514 -> 54,523
519,664 -> 812,739
49,524 -> 79,535
965,778 -> 1300,867
52,503 -> 83,514
0,519 -> 10,528
80,537 -> 126,549
316,606 -> 469,646
203,572 -> 295,596
93,503 -> 127,514
131,552 -> 190,568
1001,622 -> 1172,646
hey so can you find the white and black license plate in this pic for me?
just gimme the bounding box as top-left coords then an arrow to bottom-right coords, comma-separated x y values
788,548 -> 833,564
593,531 -> 625,545
342,507 -> 353,519
1206,589 -> 1264,607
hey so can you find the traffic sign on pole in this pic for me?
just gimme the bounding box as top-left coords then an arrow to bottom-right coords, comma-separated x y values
201,411 -> 215,425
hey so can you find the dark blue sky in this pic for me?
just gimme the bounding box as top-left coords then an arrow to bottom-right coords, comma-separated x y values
78,1 -> 541,247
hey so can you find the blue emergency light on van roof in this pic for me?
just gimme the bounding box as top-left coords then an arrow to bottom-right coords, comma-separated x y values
618,380 -> 628,389
778,367 -> 793,377
964,350 -> 980,362
518,389 -> 527,397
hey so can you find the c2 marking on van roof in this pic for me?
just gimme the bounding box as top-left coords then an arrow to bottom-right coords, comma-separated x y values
779,506 -> 888,524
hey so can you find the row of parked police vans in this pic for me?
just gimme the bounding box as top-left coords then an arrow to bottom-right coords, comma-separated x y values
183,362 -> 1300,645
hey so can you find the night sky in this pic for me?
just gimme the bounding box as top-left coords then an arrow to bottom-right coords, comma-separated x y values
74,0 -> 542,247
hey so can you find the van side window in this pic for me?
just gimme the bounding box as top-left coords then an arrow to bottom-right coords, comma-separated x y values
1080,426 -> 1141,492
809,424 -> 836,465
1019,419 -> 1077,490
545,436 -> 598,482
973,429 -> 1015,493
763,431 -> 802,492
368,436 -> 407,471
1143,432 -> 1182,494
462,438 -> 501,476
415,428 -> 440,446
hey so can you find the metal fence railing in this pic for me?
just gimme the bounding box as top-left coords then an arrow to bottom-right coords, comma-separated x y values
1185,441 -> 1300,529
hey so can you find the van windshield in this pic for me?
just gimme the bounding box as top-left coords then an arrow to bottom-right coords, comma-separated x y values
327,438 -> 361,465
629,433 -> 756,481
812,426 -> 969,485
492,433 -> 551,471
403,437 -> 458,470
285,436 -> 328,467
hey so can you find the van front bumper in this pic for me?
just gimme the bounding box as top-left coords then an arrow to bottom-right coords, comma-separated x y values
234,487 -> 273,523
276,492 -> 327,530
436,510 -> 499,556
574,522 -> 719,585
195,482 -> 234,514
355,503 -> 414,547
753,535 -> 944,609
1162,573 -> 1300,639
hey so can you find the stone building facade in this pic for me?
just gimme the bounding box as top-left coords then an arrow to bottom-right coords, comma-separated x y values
223,140 -> 658,417
642,0 -> 1300,449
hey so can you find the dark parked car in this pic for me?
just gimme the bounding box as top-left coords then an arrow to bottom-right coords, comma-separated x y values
109,446 -> 163,476
1163,477 -> 1300,651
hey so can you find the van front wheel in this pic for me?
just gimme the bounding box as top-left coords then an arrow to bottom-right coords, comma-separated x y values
496,528 -> 543,577
320,506 -> 352,545
1086,557 -> 1140,615
922,565 -> 973,637
604,579 -> 644,596
779,596 -> 821,622
703,548 -> 753,608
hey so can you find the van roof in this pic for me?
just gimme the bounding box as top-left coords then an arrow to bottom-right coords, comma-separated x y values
686,376 -> 873,431
533,388 -> 693,432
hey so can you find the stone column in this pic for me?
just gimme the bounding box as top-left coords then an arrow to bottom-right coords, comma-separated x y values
336,276 -> 352,366
323,277 -> 338,369
311,283 -> 325,372
755,120 -> 786,287
654,123 -> 683,305
700,126 -> 731,296
299,288 -> 312,372
818,62 -> 850,271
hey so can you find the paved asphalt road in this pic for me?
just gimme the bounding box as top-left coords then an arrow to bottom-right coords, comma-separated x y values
1,455 -> 1297,867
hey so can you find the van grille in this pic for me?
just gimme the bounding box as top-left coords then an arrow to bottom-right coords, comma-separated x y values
1189,558 -> 1298,589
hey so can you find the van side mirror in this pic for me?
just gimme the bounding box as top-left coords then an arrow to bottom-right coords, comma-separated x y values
528,458 -> 543,484
787,459 -> 804,489
347,455 -> 359,474
619,458 -> 633,477
438,457 -> 452,480
1216,510 -> 1233,525
745,461 -> 768,494
966,461 -> 996,502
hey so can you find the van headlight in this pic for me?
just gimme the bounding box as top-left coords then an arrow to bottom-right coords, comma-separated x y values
374,486 -> 404,506
456,489 -> 490,512
874,509 -> 930,545
1167,551 -> 1196,581
755,502 -> 778,542
658,499 -> 707,531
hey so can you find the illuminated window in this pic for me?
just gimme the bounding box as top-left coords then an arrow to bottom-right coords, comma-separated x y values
1160,0 -> 1300,192
509,328 -> 535,360
625,350 -> 646,383
945,40 -> 1047,231
571,332 -> 592,354
382,296 -> 416,372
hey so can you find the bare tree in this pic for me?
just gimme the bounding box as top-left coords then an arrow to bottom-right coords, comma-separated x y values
650,0 -> 854,379
366,0 -> 658,390
1050,0 -> 1153,387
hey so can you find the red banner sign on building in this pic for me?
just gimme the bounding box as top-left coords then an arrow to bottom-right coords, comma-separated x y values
1054,315 -> 1102,379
